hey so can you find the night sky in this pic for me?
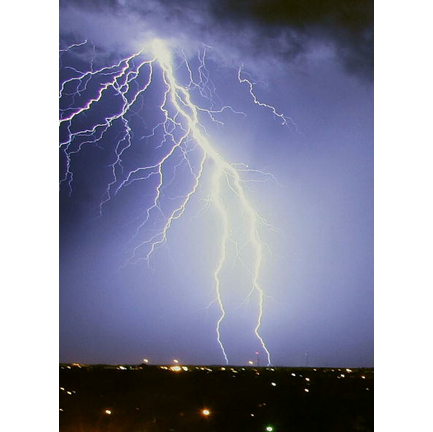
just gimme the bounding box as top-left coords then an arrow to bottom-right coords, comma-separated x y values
7,1 -> 433,430
59,0 -> 374,367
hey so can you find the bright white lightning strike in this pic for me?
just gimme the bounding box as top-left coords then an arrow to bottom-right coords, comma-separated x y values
59,38 -> 291,366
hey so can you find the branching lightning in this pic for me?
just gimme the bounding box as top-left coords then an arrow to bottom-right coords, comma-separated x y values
60,39 -> 292,366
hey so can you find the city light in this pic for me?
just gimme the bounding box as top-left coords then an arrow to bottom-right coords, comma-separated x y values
60,363 -> 373,430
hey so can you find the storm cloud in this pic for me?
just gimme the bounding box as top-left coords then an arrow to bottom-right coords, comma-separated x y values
60,0 -> 373,81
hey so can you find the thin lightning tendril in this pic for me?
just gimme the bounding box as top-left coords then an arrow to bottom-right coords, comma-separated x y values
59,39 -> 291,366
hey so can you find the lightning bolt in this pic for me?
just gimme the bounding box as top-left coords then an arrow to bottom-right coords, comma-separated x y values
59,38 -> 291,366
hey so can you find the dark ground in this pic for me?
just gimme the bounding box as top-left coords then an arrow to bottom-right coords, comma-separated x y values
59,364 -> 373,432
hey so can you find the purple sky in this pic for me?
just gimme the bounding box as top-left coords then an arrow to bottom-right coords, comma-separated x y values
59,0 -> 373,367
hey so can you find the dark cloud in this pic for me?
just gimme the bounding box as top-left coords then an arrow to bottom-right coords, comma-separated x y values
215,0 -> 373,80
60,0 -> 374,80
60,0 -> 373,82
